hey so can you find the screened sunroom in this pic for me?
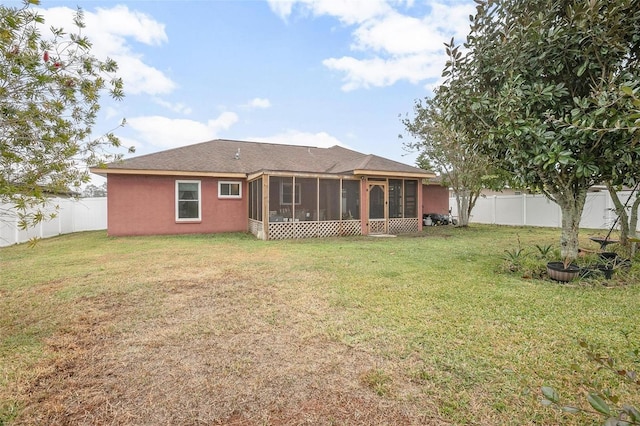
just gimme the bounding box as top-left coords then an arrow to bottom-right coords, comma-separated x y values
248,173 -> 421,240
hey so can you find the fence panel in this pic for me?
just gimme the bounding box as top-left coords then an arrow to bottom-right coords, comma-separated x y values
0,198 -> 107,247
72,198 -> 107,232
495,196 -> 524,226
2,192 -> 637,246
525,195 -> 561,227
0,210 -> 17,247
451,191 -> 637,230
468,197 -> 495,224
60,200 -> 75,235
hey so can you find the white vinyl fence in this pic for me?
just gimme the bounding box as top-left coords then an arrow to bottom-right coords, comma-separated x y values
451,191 -> 637,230
0,197 -> 107,247
1,192 -> 636,247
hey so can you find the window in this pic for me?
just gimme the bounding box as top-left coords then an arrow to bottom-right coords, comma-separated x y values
280,181 -> 301,205
176,180 -> 201,221
219,181 -> 242,198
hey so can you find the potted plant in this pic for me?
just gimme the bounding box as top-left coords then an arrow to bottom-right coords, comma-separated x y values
546,258 -> 581,282
597,252 -> 632,277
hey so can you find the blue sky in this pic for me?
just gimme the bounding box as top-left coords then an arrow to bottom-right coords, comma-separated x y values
24,0 -> 475,175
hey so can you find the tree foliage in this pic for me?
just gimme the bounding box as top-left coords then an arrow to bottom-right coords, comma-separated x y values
402,91 -> 503,226
0,0 -> 130,230
441,0 -> 640,262
81,182 -> 106,198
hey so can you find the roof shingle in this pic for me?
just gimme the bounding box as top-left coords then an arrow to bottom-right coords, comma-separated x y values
97,139 -> 433,178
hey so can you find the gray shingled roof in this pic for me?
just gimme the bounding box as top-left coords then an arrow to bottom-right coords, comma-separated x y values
99,139 -> 432,177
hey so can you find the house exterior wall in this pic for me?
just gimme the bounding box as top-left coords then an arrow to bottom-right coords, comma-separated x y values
107,174 -> 248,236
423,184 -> 449,215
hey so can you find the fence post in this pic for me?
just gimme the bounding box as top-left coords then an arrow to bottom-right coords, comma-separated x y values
14,208 -> 19,245
58,202 -> 62,236
492,195 -> 497,224
522,194 -> 527,226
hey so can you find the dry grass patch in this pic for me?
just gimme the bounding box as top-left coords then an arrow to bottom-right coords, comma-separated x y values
1,227 -> 639,425
2,233 -> 440,425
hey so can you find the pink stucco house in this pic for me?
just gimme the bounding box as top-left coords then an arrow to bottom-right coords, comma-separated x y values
91,139 -> 439,240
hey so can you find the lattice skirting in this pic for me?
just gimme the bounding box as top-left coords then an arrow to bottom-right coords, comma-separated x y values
338,220 -> 362,236
389,218 -> 419,234
268,220 -> 362,240
369,219 -> 387,234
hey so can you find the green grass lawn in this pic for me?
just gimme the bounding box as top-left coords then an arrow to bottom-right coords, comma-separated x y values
1,225 -> 638,425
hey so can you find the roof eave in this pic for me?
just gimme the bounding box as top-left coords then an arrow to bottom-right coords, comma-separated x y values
247,170 -> 359,180
353,169 -> 435,179
89,167 -> 247,179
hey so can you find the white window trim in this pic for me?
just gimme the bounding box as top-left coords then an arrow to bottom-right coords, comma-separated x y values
176,180 -> 201,222
280,182 -> 301,205
218,181 -> 242,199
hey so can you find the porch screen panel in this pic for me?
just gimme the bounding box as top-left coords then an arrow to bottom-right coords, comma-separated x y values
256,178 -> 263,221
404,180 -> 417,218
297,178 -> 317,221
389,179 -> 403,218
269,176 -> 293,221
249,180 -> 255,220
342,180 -> 360,220
369,185 -> 385,219
249,178 -> 262,221
319,179 -> 340,221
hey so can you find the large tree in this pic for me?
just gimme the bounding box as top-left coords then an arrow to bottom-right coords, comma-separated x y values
402,90 -> 503,226
0,0 -> 129,230
443,0 -> 640,263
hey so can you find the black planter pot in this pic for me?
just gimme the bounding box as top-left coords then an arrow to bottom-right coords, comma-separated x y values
598,265 -> 615,279
580,264 -> 614,280
598,252 -> 632,271
599,252 -> 618,262
547,262 -> 581,282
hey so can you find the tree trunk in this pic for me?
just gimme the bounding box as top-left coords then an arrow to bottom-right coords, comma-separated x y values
456,189 -> 470,226
606,183 -> 630,246
554,190 -> 587,265
630,194 -> 640,256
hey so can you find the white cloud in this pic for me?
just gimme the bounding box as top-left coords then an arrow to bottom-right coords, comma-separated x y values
267,0 -> 391,24
245,98 -> 272,109
127,112 -> 239,149
428,2 -> 476,43
323,52 -> 445,91
112,55 -> 175,96
267,0 -> 295,20
250,129 -> 349,148
352,12 -> 443,55
39,5 -> 175,96
268,0 -> 475,91
104,106 -> 121,121
153,98 -> 193,115
116,135 -> 144,156
90,5 -> 168,46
